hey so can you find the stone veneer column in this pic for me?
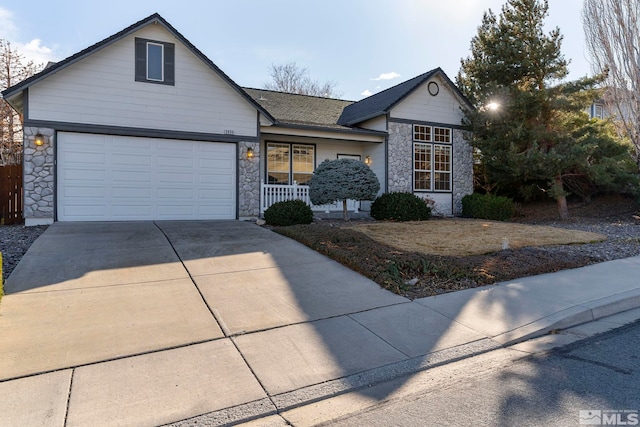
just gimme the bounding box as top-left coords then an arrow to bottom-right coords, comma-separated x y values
23,127 -> 55,225
452,129 -> 474,215
238,141 -> 260,219
387,122 -> 413,192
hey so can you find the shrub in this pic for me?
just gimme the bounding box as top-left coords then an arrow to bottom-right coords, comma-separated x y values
264,199 -> 314,226
371,192 -> 432,221
461,193 -> 515,221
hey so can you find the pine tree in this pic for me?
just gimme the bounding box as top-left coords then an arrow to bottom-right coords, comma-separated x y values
456,0 -> 637,219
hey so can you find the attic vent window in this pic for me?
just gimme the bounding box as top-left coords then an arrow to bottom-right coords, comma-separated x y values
135,38 -> 175,86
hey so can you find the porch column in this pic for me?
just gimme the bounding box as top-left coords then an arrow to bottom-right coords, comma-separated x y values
23,127 -> 55,226
238,141 -> 260,219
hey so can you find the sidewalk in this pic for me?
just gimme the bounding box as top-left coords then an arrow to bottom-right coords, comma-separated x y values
1,221 -> 639,427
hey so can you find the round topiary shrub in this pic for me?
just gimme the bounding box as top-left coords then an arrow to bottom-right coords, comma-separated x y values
264,199 -> 314,226
370,192 -> 432,221
461,193 -> 515,221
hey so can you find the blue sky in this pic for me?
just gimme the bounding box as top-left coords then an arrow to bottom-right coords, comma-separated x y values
1,0 -> 591,101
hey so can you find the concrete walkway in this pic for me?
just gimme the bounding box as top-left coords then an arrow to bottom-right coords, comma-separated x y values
1,221 -> 639,426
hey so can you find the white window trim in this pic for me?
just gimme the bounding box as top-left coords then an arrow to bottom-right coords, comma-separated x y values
412,125 -> 453,192
146,42 -> 165,82
413,142 -> 432,191
433,144 -> 452,192
266,142 -> 315,185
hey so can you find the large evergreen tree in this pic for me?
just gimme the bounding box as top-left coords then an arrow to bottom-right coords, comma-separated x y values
457,0 -> 637,219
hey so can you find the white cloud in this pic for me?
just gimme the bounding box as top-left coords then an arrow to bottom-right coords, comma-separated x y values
15,39 -> 56,64
0,7 -> 58,65
371,72 -> 400,81
361,89 -> 373,97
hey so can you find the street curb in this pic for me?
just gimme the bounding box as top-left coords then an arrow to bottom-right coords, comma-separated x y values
165,339 -> 502,427
166,294 -> 640,427
493,287 -> 640,346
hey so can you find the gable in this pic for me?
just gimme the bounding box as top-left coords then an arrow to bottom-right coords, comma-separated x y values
24,21 -> 261,137
390,74 -> 466,125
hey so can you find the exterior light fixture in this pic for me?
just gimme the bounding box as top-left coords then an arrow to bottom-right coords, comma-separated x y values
365,155 -> 372,166
34,133 -> 45,146
247,147 -> 254,159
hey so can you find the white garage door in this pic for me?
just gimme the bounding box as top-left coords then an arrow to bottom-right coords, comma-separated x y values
57,132 -> 236,221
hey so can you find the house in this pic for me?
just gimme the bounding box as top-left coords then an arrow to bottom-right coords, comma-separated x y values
1,13 -> 474,226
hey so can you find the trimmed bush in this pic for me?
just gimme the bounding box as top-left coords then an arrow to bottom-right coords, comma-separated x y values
264,199 -> 314,226
309,158 -> 380,221
461,193 -> 515,221
371,192 -> 432,221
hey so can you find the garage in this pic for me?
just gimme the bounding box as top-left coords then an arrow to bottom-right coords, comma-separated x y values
57,132 -> 236,221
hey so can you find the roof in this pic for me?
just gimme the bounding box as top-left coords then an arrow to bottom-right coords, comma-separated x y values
244,88 -> 355,130
1,13 -> 275,122
337,68 -> 474,126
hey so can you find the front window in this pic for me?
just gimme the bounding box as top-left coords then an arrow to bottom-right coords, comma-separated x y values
414,143 -> 432,190
413,125 -> 452,192
433,145 -> 451,191
267,142 -> 315,185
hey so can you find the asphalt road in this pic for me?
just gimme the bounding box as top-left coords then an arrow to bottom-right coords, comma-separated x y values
327,320 -> 640,427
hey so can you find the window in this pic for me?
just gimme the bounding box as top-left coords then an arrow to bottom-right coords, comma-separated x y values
414,125 -> 431,141
434,127 -> 451,143
433,145 -> 451,191
147,43 -> 164,81
267,143 -> 315,185
412,125 -> 452,192
135,38 -> 175,85
594,104 -> 604,119
414,143 -> 432,191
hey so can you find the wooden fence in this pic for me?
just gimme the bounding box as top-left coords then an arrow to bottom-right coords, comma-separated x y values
0,164 -> 23,225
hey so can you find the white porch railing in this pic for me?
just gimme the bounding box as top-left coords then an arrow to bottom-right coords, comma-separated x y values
260,180 -> 360,215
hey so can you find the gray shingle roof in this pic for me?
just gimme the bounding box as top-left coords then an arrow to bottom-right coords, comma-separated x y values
243,88 -> 355,130
337,69 -> 440,126
337,68 -> 473,126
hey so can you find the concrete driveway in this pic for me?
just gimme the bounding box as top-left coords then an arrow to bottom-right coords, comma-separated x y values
1,220 -> 412,426
3,220 -> 640,426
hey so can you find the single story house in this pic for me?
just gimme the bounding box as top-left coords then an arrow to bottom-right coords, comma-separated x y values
1,13 -> 474,226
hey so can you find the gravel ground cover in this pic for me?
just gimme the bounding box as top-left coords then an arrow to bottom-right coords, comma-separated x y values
0,224 -> 48,283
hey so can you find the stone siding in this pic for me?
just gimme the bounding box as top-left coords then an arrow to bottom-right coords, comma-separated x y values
452,129 -> 474,215
387,122 -> 413,193
23,127 -> 55,225
238,141 -> 260,219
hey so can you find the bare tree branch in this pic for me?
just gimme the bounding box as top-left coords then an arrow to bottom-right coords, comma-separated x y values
583,0 -> 640,168
264,62 -> 342,98
0,39 -> 43,165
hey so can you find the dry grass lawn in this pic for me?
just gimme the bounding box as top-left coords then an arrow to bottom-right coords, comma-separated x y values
344,219 -> 607,256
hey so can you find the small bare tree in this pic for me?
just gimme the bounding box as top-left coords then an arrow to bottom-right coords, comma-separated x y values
583,0 -> 640,168
264,62 -> 341,98
1,39 -> 43,165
